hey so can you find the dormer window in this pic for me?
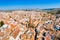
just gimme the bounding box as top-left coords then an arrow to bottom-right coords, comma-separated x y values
45,20 -> 52,24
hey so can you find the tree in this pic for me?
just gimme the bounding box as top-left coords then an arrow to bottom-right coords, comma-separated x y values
56,10 -> 60,14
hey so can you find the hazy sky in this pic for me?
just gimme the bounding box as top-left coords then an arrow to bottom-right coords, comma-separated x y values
0,0 -> 60,10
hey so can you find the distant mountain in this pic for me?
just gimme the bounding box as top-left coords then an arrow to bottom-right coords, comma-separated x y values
42,8 -> 60,17
42,8 -> 60,12
0,8 -> 60,13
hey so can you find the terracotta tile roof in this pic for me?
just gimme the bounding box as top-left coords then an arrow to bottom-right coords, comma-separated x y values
0,11 -> 60,40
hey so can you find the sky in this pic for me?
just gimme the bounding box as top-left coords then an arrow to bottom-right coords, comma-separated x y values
0,0 -> 60,10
